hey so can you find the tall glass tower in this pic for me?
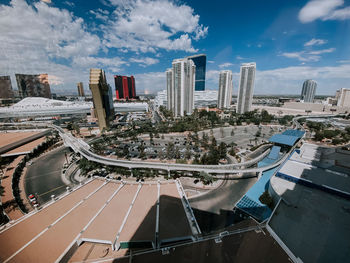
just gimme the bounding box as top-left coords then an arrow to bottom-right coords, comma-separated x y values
301,80 -> 317,103
217,70 -> 233,109
186,54 -> 206,91
237,62 -> 256,114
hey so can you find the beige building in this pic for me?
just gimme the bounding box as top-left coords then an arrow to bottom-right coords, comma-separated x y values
89,69 -> 114,131
336,88 -> 350,108
77,82 -> 85,97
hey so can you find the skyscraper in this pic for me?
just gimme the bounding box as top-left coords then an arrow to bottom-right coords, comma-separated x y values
169,58 -> 196,117
237,62 -> 256,114
301,80 -> 317,103
77,82 -> 85,97
0,76 -> 14,99
114,75 -> 136,100
186,54 -> 206,91
15,74 -> 51,99
166,68 -> 174,111
89,69 -> 114,131
217,70 -> 233,109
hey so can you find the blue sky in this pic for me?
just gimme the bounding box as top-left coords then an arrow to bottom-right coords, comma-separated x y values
0,0 -> 350,95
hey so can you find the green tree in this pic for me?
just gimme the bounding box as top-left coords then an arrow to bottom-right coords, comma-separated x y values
218,142 -> 227,159
166,142 -> 175,159
259,190 -> 274,209
174,146 -> 181,159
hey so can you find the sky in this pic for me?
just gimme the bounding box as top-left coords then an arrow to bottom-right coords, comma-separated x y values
0,0 -> 350,96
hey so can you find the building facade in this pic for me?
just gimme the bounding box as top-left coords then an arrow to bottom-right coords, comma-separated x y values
89,69 -> 115,131
301,79 -> 317,103
77,82 -> 85,97
168,58 -> 196,117
166,68 -> 173,111
114,75 -> 136,100
15,74 -> 51,99
237,62 -> 256,114
336,88 -> 350,107
186,54 -> 206,91
217,70 -> 233,109
0,76 -> 14,99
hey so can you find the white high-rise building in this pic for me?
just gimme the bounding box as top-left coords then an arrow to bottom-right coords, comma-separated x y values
301,79 -> 317,103
217,70 -> 233,109
237,62 -> 256,114
167,58 -> 196,117
337,88 -> 350,107
166,68 -> 173,111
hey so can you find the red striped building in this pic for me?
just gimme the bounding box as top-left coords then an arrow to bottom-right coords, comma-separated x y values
114,75 -> 136,100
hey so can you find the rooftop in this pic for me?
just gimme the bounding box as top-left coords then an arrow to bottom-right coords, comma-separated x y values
268,143 -> 350,263
0,178 -> 195,263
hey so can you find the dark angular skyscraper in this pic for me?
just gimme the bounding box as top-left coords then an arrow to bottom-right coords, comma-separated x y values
0,76 -> 14,99
186,54 -> 206,91
15,73 -> 51,99
114,75 -> 136,100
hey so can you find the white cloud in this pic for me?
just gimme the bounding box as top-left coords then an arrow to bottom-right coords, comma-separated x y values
324,6 -> 350,20
299,0 -> 350,23
236,55 -> 244,60
103,0 -> 208,53
41,0 -> 51,3
219,62 -> 234,68
281,48 -> 335,62
280,52 -> 320,62
308,48 -> 335,55
134,72 -> 165,94
72,56 -> 127,72
90,8 -> 110,21
254,64 -> 350,94
0,0 -> 120,94
304,38 -> 327,46
129,57 -> 159,67
337,59 -> 350,63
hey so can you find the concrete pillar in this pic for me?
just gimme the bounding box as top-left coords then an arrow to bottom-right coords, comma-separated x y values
51,194 -> 55,201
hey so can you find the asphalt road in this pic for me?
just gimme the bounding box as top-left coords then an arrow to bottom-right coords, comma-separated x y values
25,147 -> 70,204
189,176 -> 257,233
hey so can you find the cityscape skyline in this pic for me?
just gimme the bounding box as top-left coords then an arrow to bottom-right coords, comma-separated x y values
0,0 -> 349,96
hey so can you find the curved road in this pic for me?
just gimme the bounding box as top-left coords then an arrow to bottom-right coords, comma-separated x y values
24,147 -> 70,204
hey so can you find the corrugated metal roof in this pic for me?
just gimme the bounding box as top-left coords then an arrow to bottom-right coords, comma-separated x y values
282,129 -> 305,138
268,134 -> 300,146
267,146 -> 281,160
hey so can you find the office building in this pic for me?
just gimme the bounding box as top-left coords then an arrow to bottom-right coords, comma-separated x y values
0,76 -> 14,99
89,69 -> 114,131
301,79 -> 317,103
186,54 -> 206,91
336,88 -> 350,107
217,70 -> 233,109
237,62 -> 256,114
114,75 -> 136,100
77,82 -> 85,97
166,68 -> 173,111
168,58 -> 196,117
15,74 -> 51,99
